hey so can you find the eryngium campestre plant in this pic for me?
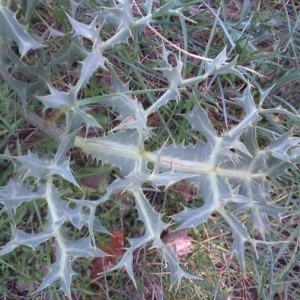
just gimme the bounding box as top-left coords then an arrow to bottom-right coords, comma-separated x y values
0,0 -> 299,298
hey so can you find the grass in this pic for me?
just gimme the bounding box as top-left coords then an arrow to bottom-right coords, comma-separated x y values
0,0 -> 299,299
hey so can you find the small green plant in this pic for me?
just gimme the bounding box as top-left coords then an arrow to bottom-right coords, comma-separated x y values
0,0 -> 299,298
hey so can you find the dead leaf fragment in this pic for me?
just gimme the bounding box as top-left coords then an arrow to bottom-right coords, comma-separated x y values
91,230 -> 124,278
162,229 -> 193,257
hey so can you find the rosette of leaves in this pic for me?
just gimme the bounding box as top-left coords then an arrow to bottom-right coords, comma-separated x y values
0,0 -> 299,298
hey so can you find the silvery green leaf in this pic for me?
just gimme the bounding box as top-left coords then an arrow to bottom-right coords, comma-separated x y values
16,151 -> 51,178
291,147 -> 300,163
102,27 -> 132,47
64,205 -> 87,230
67,198 -> 109,246
0,180 -> 45,217
76,47 -> 106,88
0,4 -> 43,56
149,171 -> 196,189
13,224 -> 54,249
258,86 -> 274,107
51,37 -> 86,66
172,204 -> 215,230
76,130 -> 146,176
142,0 -> 154,15
99,73 -> 147,134
71,106 -> 102,131
51,159 -> 79,187
18,0 -> 41,20
0,59 -> 41,107
157,47 -> 183,89
36,232 -> 105,296
242,126 -> 259,156
249,206 -> 270,239
110,250 -> 136,287
61,236 -> 106,258
34,244 -> 75,298
184,105 -> 216,145
54,131 -> 78,165
267,132 -> 300,162
228,87 -> 258,138
220,210 -> 257,271
15,151 -> 78,186
69,0 -> 81,17
67,14 -> 99,41
110,70 -> 129,93
0,238 -> 18,255
204,47 -> 227,74
46,26 -> 64,38
212,56 -> 245,80
230,178 -> 284,239
142,0 -> 153,15
46,186 -> 70,226
96,174 -> 148,209
129,189 -> 169,248
39,86 -> 76,109
173,174 -> 232,229
97,178 -> 132,202
3,44 -> 50,82
152,0 -> 176,18
90,0 -> 133,29
99,78 -> 149,136
156,239 -> 200,287
147,89 -> 178,115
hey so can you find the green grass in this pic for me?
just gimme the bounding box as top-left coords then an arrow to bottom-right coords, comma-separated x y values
0,0 -> 299,299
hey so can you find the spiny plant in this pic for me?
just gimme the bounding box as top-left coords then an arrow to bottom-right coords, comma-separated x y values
0,0 -> 299,298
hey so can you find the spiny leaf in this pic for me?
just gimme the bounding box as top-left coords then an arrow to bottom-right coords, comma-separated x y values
39,86 -> 76,109
0,224 -> 55,255
204,47 -> 228,74
51,37 -> 86,66
184,105 -> 216,145
14,151 -> 78,186
228,87 -> 258,138
76,130 -> 146,176
19,0 -> 41,20
0,180 -> 45,218
219,209 -> 257,271
129,188 -> 169,248
0,240 -> 18,256
45,185 -> 71,226
154,238 -> 201,287
0,4 -> 43,56
152,0 -> 176,18
67,197 -> 109,247
76,47 -> 106,88
172,174 -> 233,229
267,132 -> 300,162
90,0 -> 134,29
71,105 -> 102,131
110,249 -> 137,287
35,233 -> 105,297
158,46 -> 183,89
67,14 -> 99,41
146,88 -> 178,115
149,170 -> 197,189
228,177 -> 284,239
34,244 -> 75,299
99,72 -> 148,135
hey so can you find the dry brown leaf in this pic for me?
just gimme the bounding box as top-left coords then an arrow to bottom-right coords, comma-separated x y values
162,229 -> 193,257
173,180 -> 196,203
91,230 -> 124,278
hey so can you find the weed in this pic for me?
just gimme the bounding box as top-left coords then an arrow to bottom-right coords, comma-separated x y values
0,1 -> 299,299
